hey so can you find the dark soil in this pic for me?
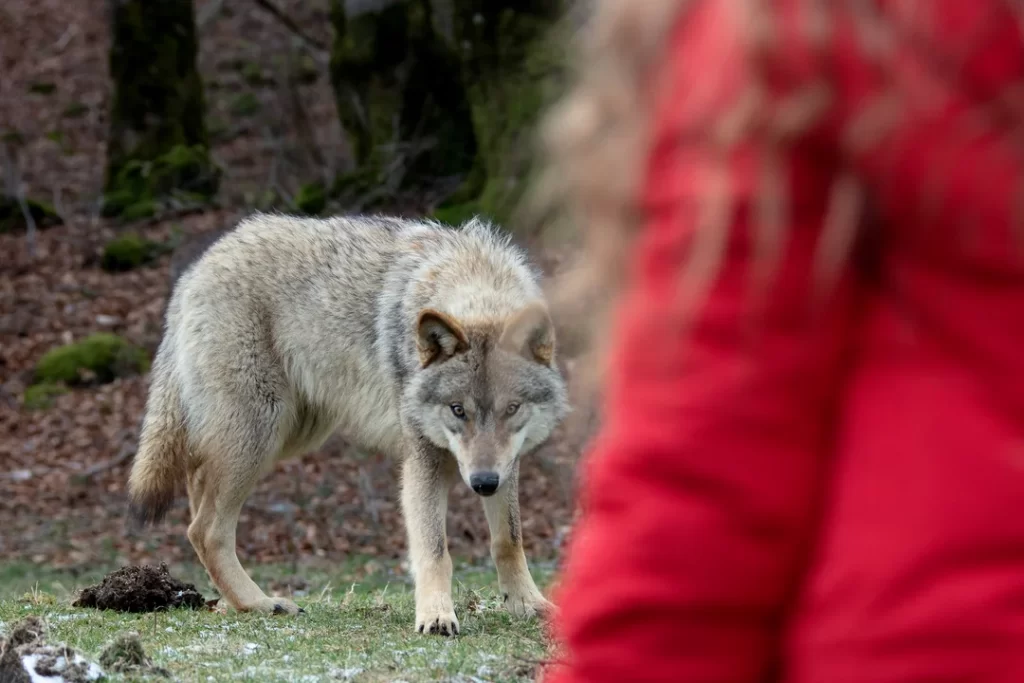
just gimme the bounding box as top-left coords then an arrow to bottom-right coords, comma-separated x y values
72,562 -> 205,612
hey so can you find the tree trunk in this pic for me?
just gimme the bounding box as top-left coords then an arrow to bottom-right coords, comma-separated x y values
329,0 -> 477,195
327,0 -> 563,224
447,0 -> 564,225
104,0 -> 218,219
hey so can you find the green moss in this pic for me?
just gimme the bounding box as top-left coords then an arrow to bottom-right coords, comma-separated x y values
229,92 -> 261,117
294,54 -> 319,84
33,333 -> 150,386
44,130 -> 74,155
120,200 -> 157,221
100,189 -> 134,218
240,61 -> 268,86
28,81 -> 56,95
294,181 -> 327,215
207,116 -> 231,142
429,201 -> 480,226
62,101 -> 90,118
102,144 -> 220,220
22,383 -> 68,411
0,196 -> 63,233
2,130 -> 25,146
329,167 -> 376,200
255,189 -> 281,211
105,0 -> 215,202
101,233 -> 166,271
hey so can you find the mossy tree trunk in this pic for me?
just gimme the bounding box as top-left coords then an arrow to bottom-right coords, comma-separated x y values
104,0 -> 219,219
329,0 -> 478,194
447,0 -> 564,224
328,0 -> 562,224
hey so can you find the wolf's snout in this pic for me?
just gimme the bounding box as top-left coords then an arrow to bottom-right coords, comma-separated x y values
470,471 -> 500,496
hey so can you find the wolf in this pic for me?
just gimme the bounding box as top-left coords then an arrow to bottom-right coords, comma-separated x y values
127,213 -> 569,635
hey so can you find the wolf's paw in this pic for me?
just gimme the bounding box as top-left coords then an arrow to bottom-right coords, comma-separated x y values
503,588 -> 555,619
247,597 -> 304,615
415,596 -> 460,636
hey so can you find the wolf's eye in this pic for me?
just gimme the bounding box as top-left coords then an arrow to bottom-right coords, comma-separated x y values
505,402 -> 521,416
450,403 -> 466,419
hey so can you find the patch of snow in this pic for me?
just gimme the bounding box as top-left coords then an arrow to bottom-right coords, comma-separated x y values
331,667 -> 364,680
241,642 -> 260,655
21,652 -> 104,683
49,614 -> 88,623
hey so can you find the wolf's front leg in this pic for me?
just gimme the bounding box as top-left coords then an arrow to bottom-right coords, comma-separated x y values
482,461 -> 554,619
401,452 -> 460,635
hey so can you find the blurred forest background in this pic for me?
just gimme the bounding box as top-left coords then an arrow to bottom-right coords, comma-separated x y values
0,0 -> 596,576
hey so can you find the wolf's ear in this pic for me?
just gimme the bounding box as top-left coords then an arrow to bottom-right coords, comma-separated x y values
417,309 -> 469,367
499,301 -> 555,366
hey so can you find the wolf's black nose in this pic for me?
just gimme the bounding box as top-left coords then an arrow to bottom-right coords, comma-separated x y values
470,472 -> 500,496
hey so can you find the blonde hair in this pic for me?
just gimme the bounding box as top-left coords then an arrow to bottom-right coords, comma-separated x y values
528,0 -> 690,386
530,1 -> 1024,388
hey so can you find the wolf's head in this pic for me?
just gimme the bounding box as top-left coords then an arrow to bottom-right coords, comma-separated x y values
406,301 -> 569,496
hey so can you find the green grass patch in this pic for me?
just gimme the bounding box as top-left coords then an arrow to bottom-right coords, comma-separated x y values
0,559 -> 555,682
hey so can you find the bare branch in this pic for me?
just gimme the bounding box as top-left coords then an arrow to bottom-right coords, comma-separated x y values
197,0 -> 227,29
2,140 -> 37,259
73,443 -> 136,482
250,0 -> 329,57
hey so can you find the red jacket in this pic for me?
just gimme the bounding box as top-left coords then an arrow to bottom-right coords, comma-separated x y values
545,3 -> 1024,682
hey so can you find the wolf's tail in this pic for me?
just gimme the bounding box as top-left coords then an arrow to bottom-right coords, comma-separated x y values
128,364 -> 188,527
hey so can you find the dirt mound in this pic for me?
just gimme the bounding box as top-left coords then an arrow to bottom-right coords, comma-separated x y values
0,616 -> 104,683
72,562 -> 205,613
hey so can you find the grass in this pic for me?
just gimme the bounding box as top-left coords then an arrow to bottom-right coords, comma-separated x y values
0,558 -> 556,682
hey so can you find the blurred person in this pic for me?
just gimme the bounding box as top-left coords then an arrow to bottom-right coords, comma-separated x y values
535,1 -> 1024,681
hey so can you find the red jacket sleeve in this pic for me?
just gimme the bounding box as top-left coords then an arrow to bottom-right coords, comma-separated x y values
544,4 -> 861,682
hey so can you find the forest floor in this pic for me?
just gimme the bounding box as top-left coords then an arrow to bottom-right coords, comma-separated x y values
0,0 -> 593,590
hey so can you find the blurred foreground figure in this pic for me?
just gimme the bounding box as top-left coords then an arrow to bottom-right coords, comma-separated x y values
538,1 -> 1024,681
